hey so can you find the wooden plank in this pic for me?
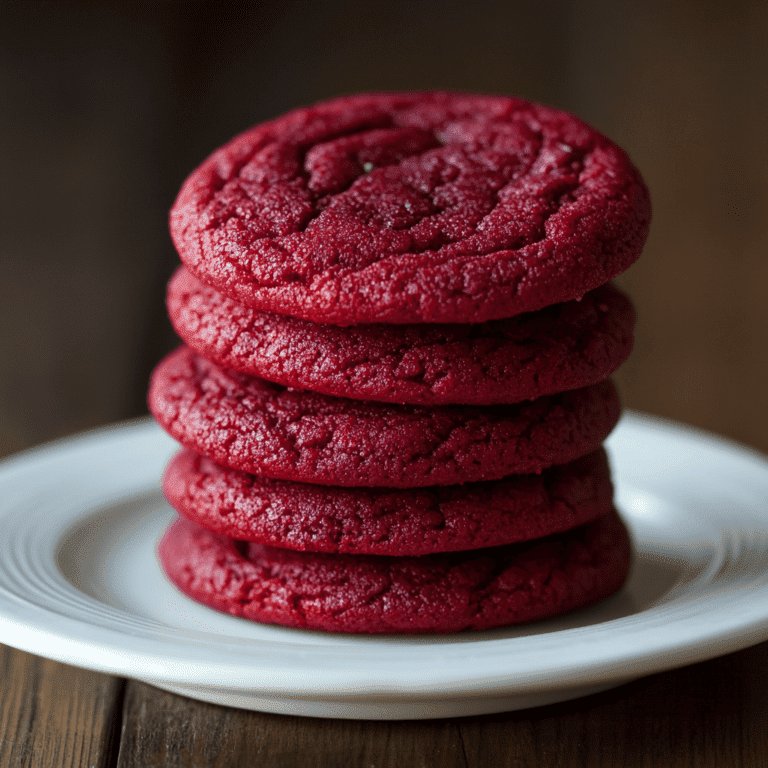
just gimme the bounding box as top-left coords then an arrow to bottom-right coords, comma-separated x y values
112,643 -> 767,767
456,640 -> 768,767
0,644 -> 124,768
570,0 -> 768,454
115,679 -> 468,768
2,641 -> 764,768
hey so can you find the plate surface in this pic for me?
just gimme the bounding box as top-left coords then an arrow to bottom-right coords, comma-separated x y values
0,414 -> 767,719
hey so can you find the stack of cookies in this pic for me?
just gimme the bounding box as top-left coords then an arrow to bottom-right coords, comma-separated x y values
149,93 -> 650,634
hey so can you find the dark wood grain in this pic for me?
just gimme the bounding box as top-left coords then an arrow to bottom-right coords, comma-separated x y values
585,0 -> 768,456
115,680 -> 469,768
106,641 -> 768,767
2,642 -> 766,767
457,640 -> 768,768
0,645 -> 124,768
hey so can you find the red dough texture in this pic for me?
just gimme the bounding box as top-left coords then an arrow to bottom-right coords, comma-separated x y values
170,92 -> 650,325
168,267 -> 635,406
148,346 -> 621,487
158,512 -> 631,634
163,448 -> 614,555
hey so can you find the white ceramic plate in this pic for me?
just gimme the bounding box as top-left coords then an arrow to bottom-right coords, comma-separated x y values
1,414 -> 767,719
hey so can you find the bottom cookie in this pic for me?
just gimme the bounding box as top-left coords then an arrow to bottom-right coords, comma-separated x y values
158,512 -> 631,634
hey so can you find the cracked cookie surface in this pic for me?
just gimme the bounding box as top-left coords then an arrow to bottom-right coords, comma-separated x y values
168,267 -> 635,405
170,92 -> 650,325
148,346 -> 621,487
158,511 -> 630,633
163,448 -> 613,555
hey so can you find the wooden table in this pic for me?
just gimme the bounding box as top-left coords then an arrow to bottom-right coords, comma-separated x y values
2,2 -> 767,765
2,639 -> 766,766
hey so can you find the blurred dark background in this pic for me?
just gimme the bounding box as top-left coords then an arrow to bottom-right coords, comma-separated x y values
1,0 -> 766,458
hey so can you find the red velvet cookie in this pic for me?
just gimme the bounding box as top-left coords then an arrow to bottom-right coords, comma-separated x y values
163,448 -> 613,555
158,511 -> 631,634
170,92 -> 650,325
168,267 -> 635,406
148,346 -> 621,487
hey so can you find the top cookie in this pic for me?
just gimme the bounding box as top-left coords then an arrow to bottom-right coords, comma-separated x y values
170,92 -> 650,325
